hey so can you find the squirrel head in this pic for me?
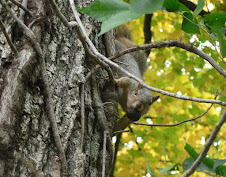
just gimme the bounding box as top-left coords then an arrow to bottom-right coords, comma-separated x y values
126,83 -> 159,121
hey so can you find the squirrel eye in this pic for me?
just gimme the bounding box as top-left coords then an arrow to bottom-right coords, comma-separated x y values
135,91 -> 138,95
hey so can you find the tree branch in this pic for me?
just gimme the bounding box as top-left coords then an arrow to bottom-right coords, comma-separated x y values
109,40 -> 226,78
0,18 -> 18,56
133,97 -> 215,127
49,0 -> 77,27
1,1 -> 68,175
182,109 -> 226,177
143,14 -> 153,56
113,130 -> 130,135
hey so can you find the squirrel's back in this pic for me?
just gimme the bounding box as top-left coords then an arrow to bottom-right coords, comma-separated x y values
114,26 -> 147,77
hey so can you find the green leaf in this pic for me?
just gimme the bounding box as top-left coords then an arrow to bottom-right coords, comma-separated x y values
99,11 -> 141,35
213,28 -> 226,58
183,157 -> 226,174
193,78 -> 202,87
193,0 -> 205,17
159,164 -> 178,176
163,0 -> 180,12
77,0 -> 130,22
204,12 -> 226,30
184,143 -> 199,159
203,12 -> 226,57
130,0 -> 164,14
178,3 -> 191,13
184,143 -> 215,169
215,165 -> 226,176
182,12 -> 201,34
189,103 -> 201,115
77,0 -> 141,35
144,155 -> 156,177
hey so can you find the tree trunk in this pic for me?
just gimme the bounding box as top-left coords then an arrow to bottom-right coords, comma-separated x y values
0,0 -> 117,176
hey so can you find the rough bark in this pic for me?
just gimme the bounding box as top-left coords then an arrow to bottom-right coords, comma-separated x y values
0,0 -> 117,176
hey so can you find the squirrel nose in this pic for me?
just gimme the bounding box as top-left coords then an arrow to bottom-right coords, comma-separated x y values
127,107 -> 141,121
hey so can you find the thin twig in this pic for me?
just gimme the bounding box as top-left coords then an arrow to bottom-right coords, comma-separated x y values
2,1 -> 68,175
182,110 -> 226,177
49,0 -> 77,27
15,151 -> 45,177
9,0 -> 32,17
113,130 -> 130,136
179,12 -> 225,64
109,40 -> 226,78
80,83 -> 85,150
102,131 -> 108,177
0,18 -> 18,56
133,97 -> 215,127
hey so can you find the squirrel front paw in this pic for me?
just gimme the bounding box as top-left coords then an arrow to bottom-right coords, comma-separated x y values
114,77 -> 131,88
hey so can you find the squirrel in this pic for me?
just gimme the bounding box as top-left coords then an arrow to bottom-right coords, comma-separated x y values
113,25 -> 160,132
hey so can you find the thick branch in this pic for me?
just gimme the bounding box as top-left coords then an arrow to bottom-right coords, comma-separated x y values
143,14 -> 153,56
182,110 -> 226,177
109,40 -> 226,78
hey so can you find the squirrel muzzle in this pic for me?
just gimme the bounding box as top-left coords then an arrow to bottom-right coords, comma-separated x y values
126,106 -> 141,121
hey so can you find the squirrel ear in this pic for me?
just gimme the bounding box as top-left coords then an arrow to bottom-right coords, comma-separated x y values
134,83 -> 142,93
152,95 -> 160,103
